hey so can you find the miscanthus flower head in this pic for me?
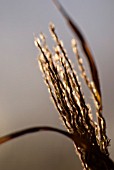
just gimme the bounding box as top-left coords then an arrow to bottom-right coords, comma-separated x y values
34,20 -> 111,169
0,1 -> 113,170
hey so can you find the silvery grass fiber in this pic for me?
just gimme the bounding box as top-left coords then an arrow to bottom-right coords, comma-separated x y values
0,1 -> 114,170
34,1 -> 114,169
34,22 -> 113,170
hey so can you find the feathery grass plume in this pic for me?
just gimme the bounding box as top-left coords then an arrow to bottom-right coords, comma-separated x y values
0,1 -> 114,169
52,0 -> 109,154
34,21 -> 114,169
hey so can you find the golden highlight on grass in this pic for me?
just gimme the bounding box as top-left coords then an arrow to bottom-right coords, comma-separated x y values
33,1 -> 114,169
0,1 -> 114,170
34,22 -> 114,169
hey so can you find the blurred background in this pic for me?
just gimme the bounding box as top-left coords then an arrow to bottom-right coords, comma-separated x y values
0,0 -> 114,169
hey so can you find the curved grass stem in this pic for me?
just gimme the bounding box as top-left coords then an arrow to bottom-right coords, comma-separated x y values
0,126 -> 71,144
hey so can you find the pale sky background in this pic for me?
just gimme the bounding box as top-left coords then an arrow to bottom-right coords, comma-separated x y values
0,0 -> 114,170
